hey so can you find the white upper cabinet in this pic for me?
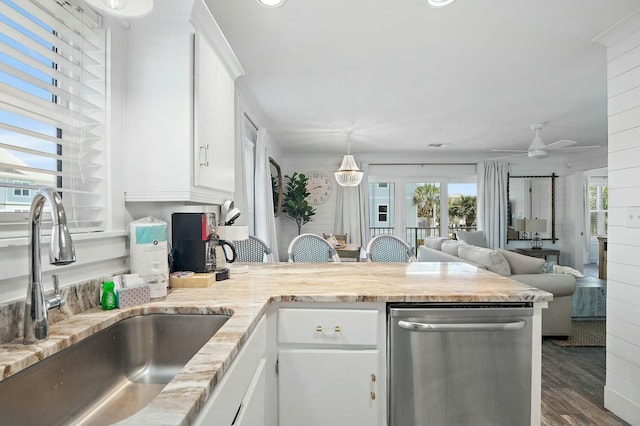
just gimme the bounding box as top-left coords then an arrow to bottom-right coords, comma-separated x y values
193,32 -> 235,193
124,0 -> 243,203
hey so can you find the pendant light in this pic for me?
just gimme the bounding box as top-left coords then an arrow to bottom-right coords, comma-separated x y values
84,0 -> 154,18
334,130 -> 364,187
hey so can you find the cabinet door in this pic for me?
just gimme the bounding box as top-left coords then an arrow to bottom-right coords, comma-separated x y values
278,349 -> 379,426
193,32 -> 235,193
234,359 -> 266,426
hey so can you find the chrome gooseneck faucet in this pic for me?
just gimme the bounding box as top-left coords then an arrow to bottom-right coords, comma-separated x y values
23,188 -> 76,344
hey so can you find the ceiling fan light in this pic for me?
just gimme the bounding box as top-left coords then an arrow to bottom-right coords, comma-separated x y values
257,0 -> 285,7
335,155 -> 364,187
103,0 -> 126,10
427,0 -> 456,7
528,149 -> 547,159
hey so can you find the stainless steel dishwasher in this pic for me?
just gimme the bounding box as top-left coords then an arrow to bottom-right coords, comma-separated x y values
388,303 -> 533,426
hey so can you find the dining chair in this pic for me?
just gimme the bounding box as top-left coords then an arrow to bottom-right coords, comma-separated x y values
366,235 -> 416,262
288,233 -> 341,263
231,235 -> 275,262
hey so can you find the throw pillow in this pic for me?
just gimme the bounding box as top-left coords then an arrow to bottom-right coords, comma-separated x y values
423,237 -> 447,250
456,230 -> 489,248
458,245 -> 512,276
497,249 -> 545,275
441,240 -> 466,256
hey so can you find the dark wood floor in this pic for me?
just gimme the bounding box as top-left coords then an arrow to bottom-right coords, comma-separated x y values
541,339 -> 629,425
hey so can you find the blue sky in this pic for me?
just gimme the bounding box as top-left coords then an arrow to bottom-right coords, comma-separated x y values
0,0 -> 57,171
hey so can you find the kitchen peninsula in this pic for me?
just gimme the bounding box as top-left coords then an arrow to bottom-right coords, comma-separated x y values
0,262 -> 551,425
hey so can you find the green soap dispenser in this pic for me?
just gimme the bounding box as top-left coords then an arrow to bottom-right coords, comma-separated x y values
101,281 -> 117,310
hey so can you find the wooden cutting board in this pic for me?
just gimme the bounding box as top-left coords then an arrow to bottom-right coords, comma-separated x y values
169,273 -> 216,288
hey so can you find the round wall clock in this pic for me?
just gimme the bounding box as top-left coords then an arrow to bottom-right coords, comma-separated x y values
305,171 -> 332,205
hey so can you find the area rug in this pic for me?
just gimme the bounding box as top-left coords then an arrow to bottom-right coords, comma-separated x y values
552,320 -> 605,347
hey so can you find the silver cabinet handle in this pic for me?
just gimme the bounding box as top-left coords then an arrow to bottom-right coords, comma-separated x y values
199,144 -> 209,166
397,319 -> 526,332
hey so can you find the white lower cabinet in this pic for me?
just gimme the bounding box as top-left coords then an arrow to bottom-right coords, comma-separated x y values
234,358 -> 267,426
195,304 -> 386,426
278,349 -> 379,426
193,316 -> 266,426
275,305 -> 386,426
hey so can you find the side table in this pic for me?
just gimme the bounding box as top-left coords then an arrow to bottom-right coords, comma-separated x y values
514,248 -> 560,265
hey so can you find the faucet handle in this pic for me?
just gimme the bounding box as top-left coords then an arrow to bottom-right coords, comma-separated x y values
52,274 -> 61,295
47,273 -> 65,310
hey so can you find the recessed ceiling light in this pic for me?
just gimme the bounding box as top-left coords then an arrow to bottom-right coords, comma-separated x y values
257,0 -> 285,7
427,0 -> 456,7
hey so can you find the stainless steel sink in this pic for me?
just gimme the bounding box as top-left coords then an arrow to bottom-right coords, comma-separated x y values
0,313 -> 230,426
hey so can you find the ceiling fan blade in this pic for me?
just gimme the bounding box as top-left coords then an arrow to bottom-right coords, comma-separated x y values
490,149 -> 529,153
543,139 -> 577,150
489,152 -> 528,160
554,145 -> 601,151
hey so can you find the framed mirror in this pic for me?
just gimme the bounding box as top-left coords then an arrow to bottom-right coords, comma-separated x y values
507,174 -> 556,242
270,157 -> 283,217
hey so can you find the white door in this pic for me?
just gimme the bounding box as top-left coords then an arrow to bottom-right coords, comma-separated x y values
278,349 -> 379,426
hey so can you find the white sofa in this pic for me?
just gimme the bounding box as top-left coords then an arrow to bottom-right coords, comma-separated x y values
418,238 -> 577,338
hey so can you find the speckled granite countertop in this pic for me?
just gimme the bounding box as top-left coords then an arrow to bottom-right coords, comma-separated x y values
0,262 -> 552,425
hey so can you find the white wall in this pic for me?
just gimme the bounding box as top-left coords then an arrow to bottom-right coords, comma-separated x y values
596,13 -> 640,424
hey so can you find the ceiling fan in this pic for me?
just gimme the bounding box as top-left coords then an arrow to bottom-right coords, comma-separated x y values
491,123 -> 600,159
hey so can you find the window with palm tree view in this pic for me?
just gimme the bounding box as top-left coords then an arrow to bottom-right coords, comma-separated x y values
369,180 -> 477,253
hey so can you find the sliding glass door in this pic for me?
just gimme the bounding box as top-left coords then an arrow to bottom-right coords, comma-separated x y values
368,177 -> 477,253
447,182 -> 478,239
405,182 -> 441,248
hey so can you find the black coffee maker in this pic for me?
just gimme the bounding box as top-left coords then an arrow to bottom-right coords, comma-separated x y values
171,212 -> 216,273
171,213 -> 236,278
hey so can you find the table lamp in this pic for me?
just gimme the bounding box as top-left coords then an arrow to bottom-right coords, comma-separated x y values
515,219 -> 527,239
525,219 -> 547,250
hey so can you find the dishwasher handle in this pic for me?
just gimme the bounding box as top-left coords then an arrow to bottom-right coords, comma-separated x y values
397,319 -> 526,332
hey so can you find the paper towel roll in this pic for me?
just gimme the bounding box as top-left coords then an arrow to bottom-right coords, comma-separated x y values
216,225 -> 249,241
129,217 -> 169,295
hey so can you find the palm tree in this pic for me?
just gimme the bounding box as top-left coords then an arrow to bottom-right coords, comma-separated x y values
449,195 -> 477,227
412,184 -> 440,229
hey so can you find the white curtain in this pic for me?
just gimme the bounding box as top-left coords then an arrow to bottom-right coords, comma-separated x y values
254,129 -> 279,261
334,163 -> 370,252
477,161 -> 509,249
233,92 -> 250,229
582,174 -> 591,264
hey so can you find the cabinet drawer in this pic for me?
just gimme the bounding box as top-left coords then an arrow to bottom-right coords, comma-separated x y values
278,308 -> 378,346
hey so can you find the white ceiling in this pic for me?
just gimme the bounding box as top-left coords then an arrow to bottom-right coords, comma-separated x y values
205,0 -> 640,158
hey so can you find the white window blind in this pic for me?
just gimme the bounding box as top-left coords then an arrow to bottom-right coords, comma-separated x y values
0,0 -> 105,236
